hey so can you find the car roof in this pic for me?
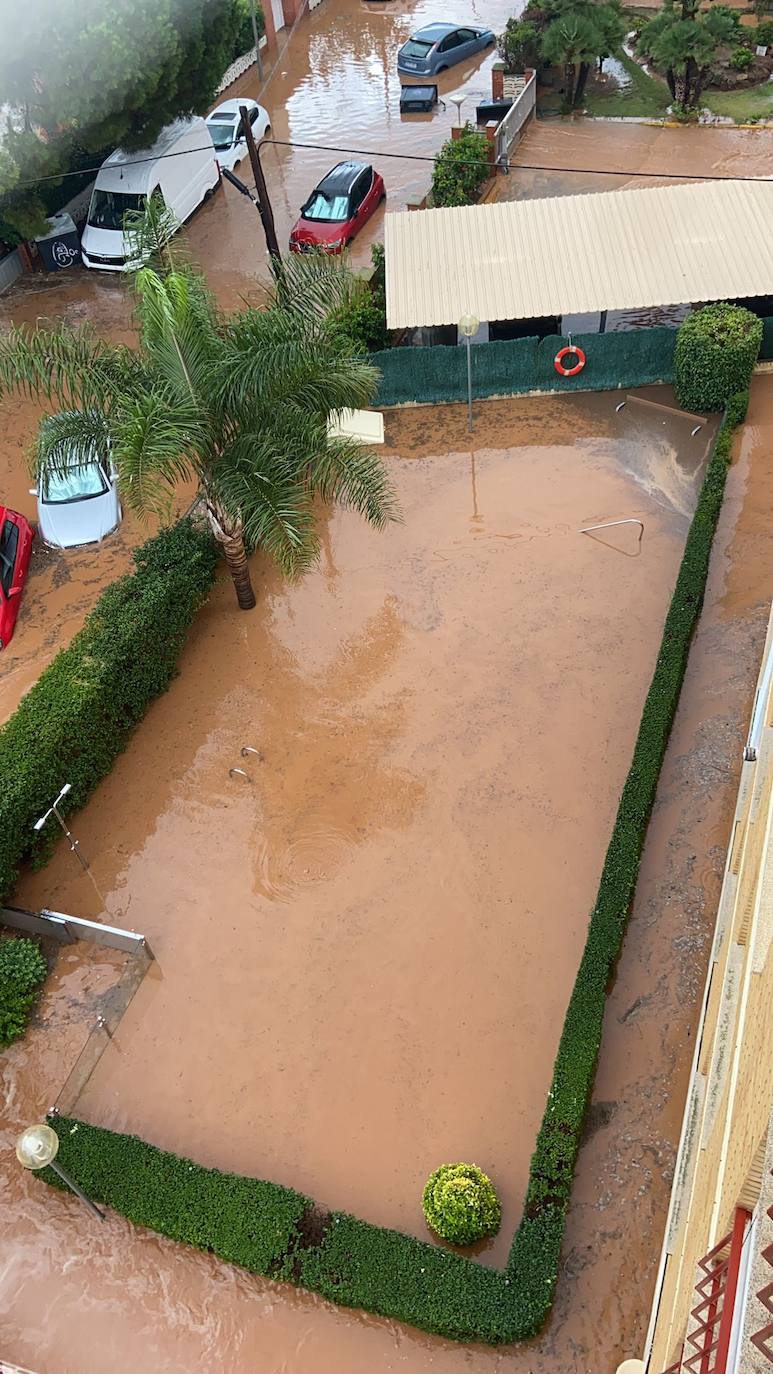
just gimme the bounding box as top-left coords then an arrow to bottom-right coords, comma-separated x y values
411,23 -> 459,40
317,161 -> 370,194
209,98 -> 257,118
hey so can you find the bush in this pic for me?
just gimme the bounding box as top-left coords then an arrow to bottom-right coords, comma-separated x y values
730,45 -> 753,69
0,520 -> 218,902
674,303 -> 763,412
40,397 -> 747,1343
431,125 -> 491,209
232,0 -> 265,59
422,1163 -> 502,1245
497,18 -> 540,72
755,18 -> 773,44
330,245 -> 390,354
0,937 -> 47,1048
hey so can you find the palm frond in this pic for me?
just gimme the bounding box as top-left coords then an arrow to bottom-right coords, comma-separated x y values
217,312 -> 379,418
122,192 -> 184,276
210,431 -> 319,576
112,392 -> 205,520
307,433 -> 400,531
270,252 -> 363,319
0,324 -> 136,412
133,267 -> 222,408
34,409 -> 113,479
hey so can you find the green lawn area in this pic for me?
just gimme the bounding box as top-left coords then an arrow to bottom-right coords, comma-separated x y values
703,83 -> 773,122
583,48 -> 670,117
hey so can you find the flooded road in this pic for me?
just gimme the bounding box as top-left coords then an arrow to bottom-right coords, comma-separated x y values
1,389 -> 728,1374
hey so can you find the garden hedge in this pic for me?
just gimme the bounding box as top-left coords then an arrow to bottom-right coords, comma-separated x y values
0,519 -> 218,902
42,393 -> 747,1343
674,303 -> 763,412
0,935 -> 47,1048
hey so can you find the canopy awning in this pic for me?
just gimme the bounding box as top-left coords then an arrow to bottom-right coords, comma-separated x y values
385,179 -> 773,329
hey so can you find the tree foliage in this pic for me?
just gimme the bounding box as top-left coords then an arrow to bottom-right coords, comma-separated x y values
638,0 -> 739,108
514,0 -> 625,106
0,938 -> 47,1048
0,0 -> 241,241
0,222 -> 398,610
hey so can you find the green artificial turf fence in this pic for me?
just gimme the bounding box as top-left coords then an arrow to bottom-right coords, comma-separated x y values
0,519 -> 219,903
42,391 -> 748,1344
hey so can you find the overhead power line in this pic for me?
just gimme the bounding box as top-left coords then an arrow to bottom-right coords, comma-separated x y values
7,135 -> 773,192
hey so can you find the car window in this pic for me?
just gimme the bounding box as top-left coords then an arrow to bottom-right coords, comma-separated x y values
0,518 -> 19,595
456,28 -> 477,42
42,464 -> 108,505
303,190 -> 350,222
350,169 -> 372,212
249,107 -> 259,126
402,39 -> 433,57
208,115 -> 238,150
438,31 -> 462,51
88,189 -> 146,231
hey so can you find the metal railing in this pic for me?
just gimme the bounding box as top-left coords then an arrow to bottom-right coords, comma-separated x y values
494,70 -> 536,166
750,1170 -> 773,1364
661,1207 -> 751,1374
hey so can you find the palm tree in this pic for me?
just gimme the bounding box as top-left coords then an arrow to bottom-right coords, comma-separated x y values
638,0 -> 738,108
0,223 -> 398,610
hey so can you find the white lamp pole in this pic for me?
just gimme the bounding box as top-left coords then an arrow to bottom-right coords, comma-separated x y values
33,783 -> 89,871
16,1123 -> 105,1221
458,314 -> 480,433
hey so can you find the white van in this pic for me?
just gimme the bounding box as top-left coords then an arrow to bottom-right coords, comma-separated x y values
81,118 -> 219,271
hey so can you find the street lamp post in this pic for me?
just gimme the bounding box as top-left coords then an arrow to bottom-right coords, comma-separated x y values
16,1123 -> 105,1222
33,783 -> 89,872
249,0 -> 265,82
458,314 -> 480,433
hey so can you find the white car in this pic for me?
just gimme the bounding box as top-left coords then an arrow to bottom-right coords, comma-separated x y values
206,98 -> 271,170
32,419 -> 122,549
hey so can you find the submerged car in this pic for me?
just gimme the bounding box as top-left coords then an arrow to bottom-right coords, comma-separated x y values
0,506 -> 34,650
289,162 -> 385,253
205,98 -> 271,171
397,23 -> 495,76
33,418 -> 122,549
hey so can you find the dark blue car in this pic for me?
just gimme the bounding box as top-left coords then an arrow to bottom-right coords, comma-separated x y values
397,23 -> 496,77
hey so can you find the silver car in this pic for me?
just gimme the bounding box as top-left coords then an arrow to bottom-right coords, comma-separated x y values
33,418 -> 122,549
397,23 -> 495,77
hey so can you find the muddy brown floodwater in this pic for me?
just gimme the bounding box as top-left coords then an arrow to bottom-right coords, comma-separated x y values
2,388 -> 740,1374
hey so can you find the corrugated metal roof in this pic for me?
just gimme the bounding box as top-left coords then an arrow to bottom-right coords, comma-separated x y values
384,179 -> 773,328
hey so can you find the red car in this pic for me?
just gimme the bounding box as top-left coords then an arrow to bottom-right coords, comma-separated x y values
0,506 -> 34,650
289,161 -> 385,254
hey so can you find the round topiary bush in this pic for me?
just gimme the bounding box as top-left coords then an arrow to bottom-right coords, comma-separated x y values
674,302 -> 763,413
422,1163 -> 502,1246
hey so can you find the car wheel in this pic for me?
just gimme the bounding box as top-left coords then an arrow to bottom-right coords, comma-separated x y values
380,191 -> 386,204
437,64 -> 447,72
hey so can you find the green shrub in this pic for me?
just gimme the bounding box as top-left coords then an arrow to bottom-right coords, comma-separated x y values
232,0 -> 264,59
431,125 -> 491,209
755,18 -> 773,44
674,303 -> 763,412
730,45 -> 753,68
330,245 -> 390,354
422,1163 -> 502,1245
0,937 -> 47,1048
0,520 -> 218,902
498,18 -> 540,72
41,398 -> 746,1343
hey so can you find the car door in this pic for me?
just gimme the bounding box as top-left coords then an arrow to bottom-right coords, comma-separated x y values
353,168 -> 376,229
436,30 -> 463,67
347,170 -> 372,235
455,27 -> 480,60
0,515 -> 21,646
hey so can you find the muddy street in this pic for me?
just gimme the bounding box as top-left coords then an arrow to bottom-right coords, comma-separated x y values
1,388 -> 743,1374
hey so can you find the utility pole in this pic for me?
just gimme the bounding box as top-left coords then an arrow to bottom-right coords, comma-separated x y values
249,0 -> 265,82
239,104 -> 282,275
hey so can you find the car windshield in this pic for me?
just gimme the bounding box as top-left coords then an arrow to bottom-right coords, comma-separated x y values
402,39 -> 434,56
207,116 -> 238,149
42,463 -> 108,504
88,189 -> 146,231
302,190 -> 350,222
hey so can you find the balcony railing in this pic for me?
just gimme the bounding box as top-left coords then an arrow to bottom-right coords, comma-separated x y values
661,1208 -> 751,1374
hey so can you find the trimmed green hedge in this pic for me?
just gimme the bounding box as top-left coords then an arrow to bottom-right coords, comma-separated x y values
0,520 -> 218,902
0,936 -> 47,1047
674,303 -> 763,412
42,396 -> 744,1342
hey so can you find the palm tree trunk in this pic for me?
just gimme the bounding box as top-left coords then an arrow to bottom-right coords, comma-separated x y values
564,61 -> 577,103
205,497 -> 257,610
666,67 -> 676,100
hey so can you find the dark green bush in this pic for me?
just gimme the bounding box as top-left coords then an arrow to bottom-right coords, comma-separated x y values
674,303 -> 762,412
330,245 -> 390,354
423,1163 -> 502,1245
755,18 -> 773,44
0,520 -> 218,902
431,125 -> 491,209
0,937 -> 47,1047
41,398 -> 746,1343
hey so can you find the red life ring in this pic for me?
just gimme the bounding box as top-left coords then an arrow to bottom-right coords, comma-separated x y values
554,345 -> 586,377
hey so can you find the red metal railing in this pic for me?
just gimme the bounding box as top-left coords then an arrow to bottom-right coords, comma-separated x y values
750,1170 -> 773,1365
660,1207 -> 751,1374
